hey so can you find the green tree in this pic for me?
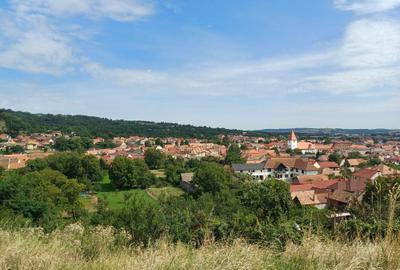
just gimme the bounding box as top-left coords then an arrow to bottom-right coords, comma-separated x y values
0,169 -> 84,227
348,151 -> 362,159
95,140 -> 117,149
239,180 -> 292,220
225,144 -> 245,165
192,162 -> 232,195
54,137 -> 92,153
45,153 -> 102,188
165,163 -> 185,186
26,158 -> 48,172
222,136 -> 230,146
155,138 -> 164,147
81,155 -> 103,183
109,157 -> 155,189
54,137 -> 70,152
114,192 -> 165,245
329,152 -> 342,165
2,145 -> 25,154
144,148 -> 165,169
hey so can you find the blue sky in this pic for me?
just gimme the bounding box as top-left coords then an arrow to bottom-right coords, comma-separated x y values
0,0 -> 399,130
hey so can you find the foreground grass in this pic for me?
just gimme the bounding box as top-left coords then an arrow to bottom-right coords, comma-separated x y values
1,224 -> 400,269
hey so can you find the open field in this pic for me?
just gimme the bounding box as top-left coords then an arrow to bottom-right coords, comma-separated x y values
97,189 -> 154,209
91,175 -> 155,209
151,169 -> 166,178
147,186 -> 184,200
1,224 -> 400,269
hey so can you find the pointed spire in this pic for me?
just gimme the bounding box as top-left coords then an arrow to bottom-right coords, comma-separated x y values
288,130 -> 297,141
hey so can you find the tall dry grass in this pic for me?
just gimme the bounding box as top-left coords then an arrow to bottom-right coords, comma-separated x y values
1,223 -> 400,269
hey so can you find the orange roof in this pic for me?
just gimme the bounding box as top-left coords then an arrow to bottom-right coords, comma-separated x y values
312,180 -> 339,189
296,174 -> 329,184
318,161 -> 340,169
290,184 -> 314,192
352,168 -> 380,179
297,141 -> 314,150
292,190 -> 327,205
347,159 -> 367,167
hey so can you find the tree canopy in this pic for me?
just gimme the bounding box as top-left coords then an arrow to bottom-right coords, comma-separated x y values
109,157 -> 155,190
225,144 -> 245,165
192,162 -> 232,195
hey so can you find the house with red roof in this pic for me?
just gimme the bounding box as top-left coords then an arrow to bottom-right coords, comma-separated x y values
349,168 -> 381,192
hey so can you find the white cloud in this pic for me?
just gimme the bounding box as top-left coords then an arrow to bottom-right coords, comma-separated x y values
340,19 -> 400,68
334,0 -> 400,13
80,16 -> 400,98
0,0 -> 155,75
84,63 -> 168,86
11,0 -> 155,22
299,67 -> 400,94
0,14 -> 75,75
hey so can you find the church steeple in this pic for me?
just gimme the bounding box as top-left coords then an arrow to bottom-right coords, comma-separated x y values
288,130 -> 298,150
288,130 -> 297,141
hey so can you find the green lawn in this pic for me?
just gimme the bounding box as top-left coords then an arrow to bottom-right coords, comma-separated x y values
147,186 -> 184,200
96,175 -> 155,209
97,189 -> 154,209
151,169 -> 166,178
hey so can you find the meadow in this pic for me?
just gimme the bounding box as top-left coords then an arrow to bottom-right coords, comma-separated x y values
1,223 -> 399,270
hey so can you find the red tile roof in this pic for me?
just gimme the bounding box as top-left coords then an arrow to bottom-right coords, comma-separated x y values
318,161 -> 340,169
352,168 -> 380,179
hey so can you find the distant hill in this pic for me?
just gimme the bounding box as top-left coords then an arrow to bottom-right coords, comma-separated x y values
1,108 -> 398,139
0,109 -> 257,139
260,128 -> 400,136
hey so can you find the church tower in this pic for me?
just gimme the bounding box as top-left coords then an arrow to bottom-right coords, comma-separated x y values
288,130 -> 298,150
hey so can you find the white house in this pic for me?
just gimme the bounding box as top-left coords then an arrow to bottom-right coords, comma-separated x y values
232,157 -> 320,183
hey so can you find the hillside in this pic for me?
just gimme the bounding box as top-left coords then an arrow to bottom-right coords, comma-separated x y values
261,128 -> 400,136
1,224 -> 399,269
0,109 -> 256,139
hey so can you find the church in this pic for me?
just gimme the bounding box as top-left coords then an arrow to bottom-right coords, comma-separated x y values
288,130 -> 298,150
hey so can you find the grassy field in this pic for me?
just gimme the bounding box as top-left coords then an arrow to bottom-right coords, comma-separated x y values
97,189 -> 154,209
147,186 -> 184,200
92,175 -> 155,210
151,169 -> 166,178
84,174 -> 183,210
80,196 -> 97,212
2,224 -> 400,269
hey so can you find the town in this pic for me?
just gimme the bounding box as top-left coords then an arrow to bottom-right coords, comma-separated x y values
2,0 -> 400,267
1,129 -> 399,212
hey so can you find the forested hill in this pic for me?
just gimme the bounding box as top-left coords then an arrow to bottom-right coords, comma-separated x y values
0,109 -> 254,138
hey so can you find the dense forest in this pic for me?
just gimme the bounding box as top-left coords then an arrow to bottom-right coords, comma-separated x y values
0,109 -> 264,138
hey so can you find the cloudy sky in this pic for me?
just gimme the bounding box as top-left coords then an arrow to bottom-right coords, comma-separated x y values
0,0 -> 399,129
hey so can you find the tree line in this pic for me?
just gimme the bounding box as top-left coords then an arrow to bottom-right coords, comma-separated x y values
0,109 -> 266,139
